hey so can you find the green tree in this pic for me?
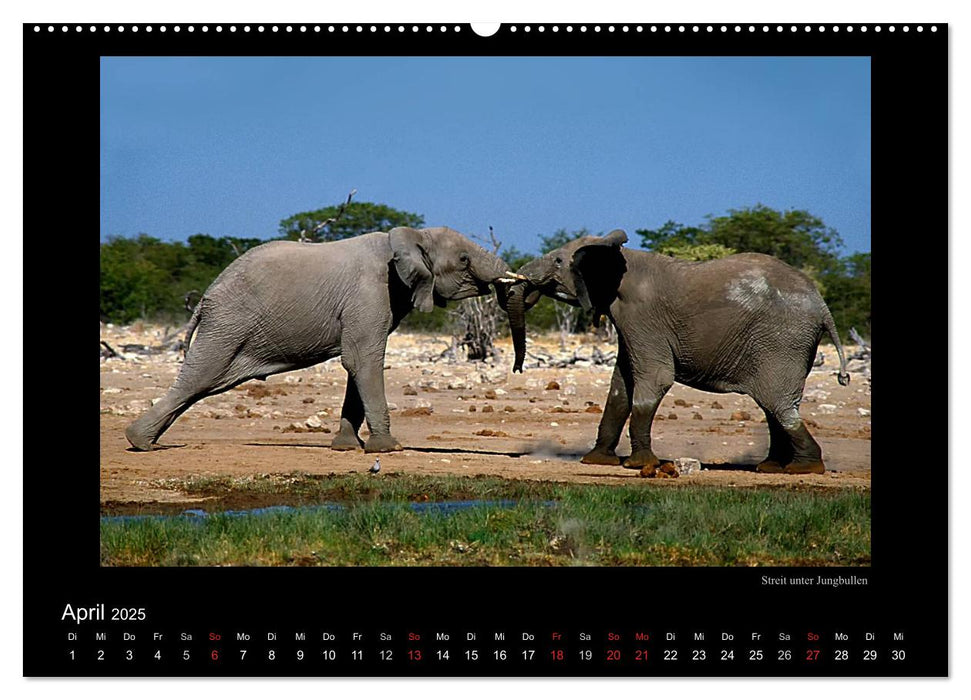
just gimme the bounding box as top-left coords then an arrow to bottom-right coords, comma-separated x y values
637,204 -> 842,275
655,242 -> 737,261
100,235 -> 172,323
278,201 -> 424,242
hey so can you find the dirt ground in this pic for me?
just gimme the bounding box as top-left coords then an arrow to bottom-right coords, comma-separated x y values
100,324 -> 871,510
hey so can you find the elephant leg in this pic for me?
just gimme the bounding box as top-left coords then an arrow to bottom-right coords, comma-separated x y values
759,404 -> 825,474
125,385 -> 204,451
624,366 -> 674,475
330,372 -> 366,451
755,411 -> 796,473
581,346 -> 632,466
125,336 -> 254,450
341,344 -> 402,454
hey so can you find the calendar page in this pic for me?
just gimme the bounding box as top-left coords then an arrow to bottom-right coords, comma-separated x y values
23,20 -> 946,677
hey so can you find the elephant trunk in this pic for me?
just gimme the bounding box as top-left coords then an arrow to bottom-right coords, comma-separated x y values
505,282 -> 540,373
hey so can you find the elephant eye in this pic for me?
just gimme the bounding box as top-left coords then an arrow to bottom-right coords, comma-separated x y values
459,252 -> 470,266
555,256 -> 563,266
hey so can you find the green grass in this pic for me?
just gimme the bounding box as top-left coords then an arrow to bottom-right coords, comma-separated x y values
100,474 -> 870,567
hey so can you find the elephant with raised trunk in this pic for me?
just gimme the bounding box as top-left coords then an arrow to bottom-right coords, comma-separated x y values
503,229 -> 850,475
125,227 -> 522,453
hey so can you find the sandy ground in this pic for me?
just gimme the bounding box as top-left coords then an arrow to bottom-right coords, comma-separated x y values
100,325 -> 871,509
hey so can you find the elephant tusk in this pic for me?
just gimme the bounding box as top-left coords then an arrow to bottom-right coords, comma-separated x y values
496,275 -> 528,284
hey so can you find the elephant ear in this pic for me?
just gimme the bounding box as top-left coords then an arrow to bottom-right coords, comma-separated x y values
389,227 -> 435,312
571,229 -> 628,315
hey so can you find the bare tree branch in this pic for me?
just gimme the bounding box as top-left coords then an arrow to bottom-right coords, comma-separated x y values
470,225 -> 502,255
299,188 -> 358,242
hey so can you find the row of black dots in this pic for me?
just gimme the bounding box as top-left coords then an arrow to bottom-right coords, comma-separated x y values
33,24 -> 939,34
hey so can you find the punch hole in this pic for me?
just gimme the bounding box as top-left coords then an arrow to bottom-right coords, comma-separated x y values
472,22 -> 502,37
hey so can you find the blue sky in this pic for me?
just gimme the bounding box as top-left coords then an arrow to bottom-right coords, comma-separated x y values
100,56 -> 870,255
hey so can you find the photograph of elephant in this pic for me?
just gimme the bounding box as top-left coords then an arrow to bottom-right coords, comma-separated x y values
100,56 -> 871,566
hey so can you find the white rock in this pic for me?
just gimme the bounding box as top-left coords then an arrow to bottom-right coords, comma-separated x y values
857,407 -> 870,417
102,387 -> 122,394
817,404 -> 838,415
305,415 -> 323,428
674,457 -> 702,475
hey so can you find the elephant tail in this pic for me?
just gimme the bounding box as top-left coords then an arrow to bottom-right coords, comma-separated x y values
823,311 -> 850,386
182,299 -> 204,355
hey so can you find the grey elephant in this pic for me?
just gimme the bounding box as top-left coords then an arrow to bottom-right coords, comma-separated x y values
125,227 -> 521,453
503,230 -> 850,475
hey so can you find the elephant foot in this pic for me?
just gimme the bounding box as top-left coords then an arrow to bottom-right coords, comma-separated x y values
580,447 -> 623,466
330,432 -> 365,451
625,450 -> 660,472
756,460 -> 785,474
364,434 -> 404,453
784,460 -> 826,475
125,423 -> 156,452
